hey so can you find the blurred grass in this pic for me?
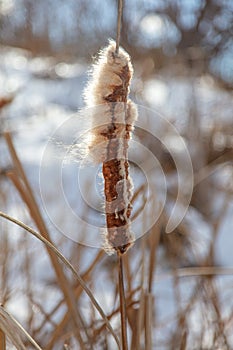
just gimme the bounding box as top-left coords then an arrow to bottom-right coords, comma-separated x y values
0,124 -> 233,348
0,1 -> 233,348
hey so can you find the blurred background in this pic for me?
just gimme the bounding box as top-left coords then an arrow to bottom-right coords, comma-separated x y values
0,0 -> 233,349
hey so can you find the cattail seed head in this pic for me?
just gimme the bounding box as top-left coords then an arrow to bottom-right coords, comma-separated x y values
83,40 -> 137,255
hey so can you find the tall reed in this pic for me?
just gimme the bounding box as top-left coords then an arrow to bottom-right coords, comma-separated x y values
84,39 -> 137,349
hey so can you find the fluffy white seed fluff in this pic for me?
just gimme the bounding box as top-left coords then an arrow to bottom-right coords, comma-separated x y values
83,40 -> 137,164
84,40 -> 133,107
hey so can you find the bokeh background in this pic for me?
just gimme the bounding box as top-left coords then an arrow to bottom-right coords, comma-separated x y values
0,0 -> 233,349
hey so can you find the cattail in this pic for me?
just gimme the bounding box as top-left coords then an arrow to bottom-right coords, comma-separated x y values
84,40 -> 137,255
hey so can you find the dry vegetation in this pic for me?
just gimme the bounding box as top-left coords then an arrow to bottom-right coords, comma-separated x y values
0,90 -> 233,349
0,0 -> 233,349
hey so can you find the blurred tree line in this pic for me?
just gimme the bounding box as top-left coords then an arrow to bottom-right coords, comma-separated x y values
0,0 -> 233,89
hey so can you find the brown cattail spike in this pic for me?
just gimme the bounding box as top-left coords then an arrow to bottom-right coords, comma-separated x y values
84,40 -> 137,254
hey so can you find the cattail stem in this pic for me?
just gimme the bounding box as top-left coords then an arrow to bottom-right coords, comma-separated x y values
116,0 -> 123,55
118,254 -> 128,350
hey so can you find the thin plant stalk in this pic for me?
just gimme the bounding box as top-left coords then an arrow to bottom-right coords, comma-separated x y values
118,254 -> 128,350
0,328 -> 6,350
145,293 -> 153,350
44,251 -> 104,349
115,0 -> 123,55
0,306 -> 42,350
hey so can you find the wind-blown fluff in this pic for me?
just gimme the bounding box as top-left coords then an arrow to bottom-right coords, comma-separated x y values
84,40 -> 133,106
84,40 -> 137,255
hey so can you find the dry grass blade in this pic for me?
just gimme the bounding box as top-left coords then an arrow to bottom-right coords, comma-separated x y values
0,211 -> 121,349
148,221 -> 161,293
134,289 -> 145,350
44,250 -> 105,349
6,175 -> 87,347
4,132 -> 38,200
92,287 -> 140,343
176,266 -> 233,277
4,132 -> 88,348
0,305 -> 42,350
130,237 -> 146,350
145,293 -> 153,350
180,330 -> 187,350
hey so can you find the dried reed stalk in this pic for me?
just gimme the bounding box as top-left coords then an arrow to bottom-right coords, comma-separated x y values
0,211 -> 121,349
44,250 -> 104,349
145,293 -> 153,350
0,305 -> 42,350
118,255 -> 128,350
4,132 -> 87,348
